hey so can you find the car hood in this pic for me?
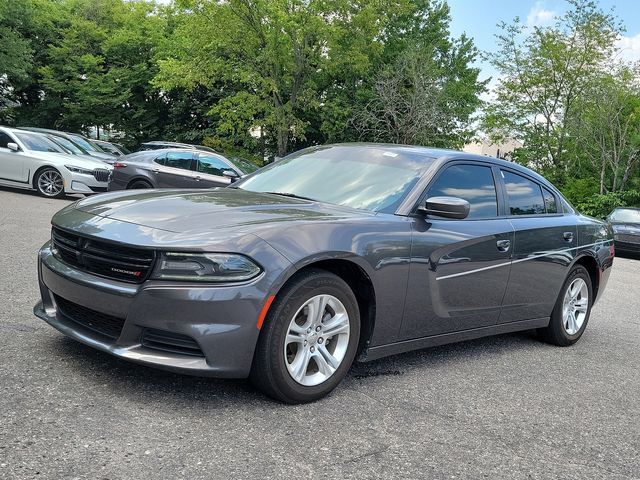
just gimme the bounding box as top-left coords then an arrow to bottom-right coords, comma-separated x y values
28,151 -> 113,170
71,188 -> 372,234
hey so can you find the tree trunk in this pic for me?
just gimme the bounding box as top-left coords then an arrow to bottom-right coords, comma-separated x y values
599,158 -> 607,195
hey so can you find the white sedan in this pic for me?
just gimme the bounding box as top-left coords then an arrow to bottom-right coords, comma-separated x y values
0,126 -> 112,198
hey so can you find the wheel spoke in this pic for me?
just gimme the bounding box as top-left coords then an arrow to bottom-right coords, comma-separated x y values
314,348 -> 336,377
322,313 -> 349,339
286,332 -> 305,345
318,344 -> 340,370
290,348 -> 311,382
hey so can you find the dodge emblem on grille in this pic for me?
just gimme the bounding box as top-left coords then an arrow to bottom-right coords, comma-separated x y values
110,267 -> 142,277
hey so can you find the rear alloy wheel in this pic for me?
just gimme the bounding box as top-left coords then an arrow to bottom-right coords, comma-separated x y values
539,265 -> 593,346
35,168 -> 65,198
250,269 -> 360,403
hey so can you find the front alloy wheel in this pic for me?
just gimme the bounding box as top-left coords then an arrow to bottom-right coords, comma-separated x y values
250,269 -> 360,403
36,168 -> 65,198
284,294 -> 351,386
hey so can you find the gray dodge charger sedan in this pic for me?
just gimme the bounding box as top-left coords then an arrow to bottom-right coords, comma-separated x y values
34,144 -> 614,403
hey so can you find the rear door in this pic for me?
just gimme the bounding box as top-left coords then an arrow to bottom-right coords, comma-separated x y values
152,151 -> 198,188
0,130 -> 26,183
401,162 -> 515,340
498,169 -> 577,323
194,153 -> 234,187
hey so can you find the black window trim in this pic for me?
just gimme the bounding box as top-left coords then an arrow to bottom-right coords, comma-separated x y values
498,167 -> 565,218
411,160 -> 505,221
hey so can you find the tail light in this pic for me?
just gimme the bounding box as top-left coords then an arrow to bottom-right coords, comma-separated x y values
113,161 -> 127,169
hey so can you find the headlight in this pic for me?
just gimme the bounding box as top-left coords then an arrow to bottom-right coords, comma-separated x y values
65,165 -> 93,175
151,252 -> 261,282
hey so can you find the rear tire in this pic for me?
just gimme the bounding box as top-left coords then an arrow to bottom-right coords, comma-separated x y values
250,269 -> 360,403
538,265 -> 593,346
128,179 -> 152,189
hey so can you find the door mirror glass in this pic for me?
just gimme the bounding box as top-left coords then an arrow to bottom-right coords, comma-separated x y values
421,196 -> 470,219
7,142 -> 19,152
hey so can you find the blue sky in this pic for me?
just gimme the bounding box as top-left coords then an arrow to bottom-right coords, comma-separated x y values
447,0 -> 640,87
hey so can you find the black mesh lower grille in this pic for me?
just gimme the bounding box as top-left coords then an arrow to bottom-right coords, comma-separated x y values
54,294 -> 125,340
141,328 -> 204,357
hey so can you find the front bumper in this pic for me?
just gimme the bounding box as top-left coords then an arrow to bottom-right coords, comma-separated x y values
34,242 -> 271,378
613,236 -> 640,253
65,172 -> 110,194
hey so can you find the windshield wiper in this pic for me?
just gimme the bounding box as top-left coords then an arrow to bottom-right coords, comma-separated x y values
263,191 -> 316,202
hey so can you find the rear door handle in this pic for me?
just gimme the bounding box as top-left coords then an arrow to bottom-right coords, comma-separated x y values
563,232 -> 574,242
194,176 -> 201,181
496,239 -> 511,252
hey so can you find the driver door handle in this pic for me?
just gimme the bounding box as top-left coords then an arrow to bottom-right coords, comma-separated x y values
496,239 -> 511,252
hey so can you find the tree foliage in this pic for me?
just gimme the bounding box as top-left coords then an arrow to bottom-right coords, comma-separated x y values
483,0 -> 640,213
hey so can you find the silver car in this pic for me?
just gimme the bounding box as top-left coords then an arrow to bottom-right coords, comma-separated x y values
0,126 -> 112,198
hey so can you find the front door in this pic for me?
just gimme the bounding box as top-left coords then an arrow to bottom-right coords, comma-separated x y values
0,131 -> 25,183
401,162 -> 514,340
194,153 -> 233,188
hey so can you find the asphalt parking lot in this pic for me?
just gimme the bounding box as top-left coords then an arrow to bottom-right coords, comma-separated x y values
0,187 -> 638,480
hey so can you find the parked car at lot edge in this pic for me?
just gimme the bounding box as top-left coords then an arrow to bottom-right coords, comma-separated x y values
608,207 -> 640,254
108,148 -> 246,190
19,127 -> 116,163
0,126 -> 112,198
138,140 -> 217,153
93,139 -> 130,157
34,144 -> 614,403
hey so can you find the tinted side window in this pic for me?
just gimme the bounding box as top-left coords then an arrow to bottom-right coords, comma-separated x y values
542,187 -> 558,214
0,131 -> 13,149
197,155 -> 230,176
164,152 -> 193,170
154,153 -> 166,165
502,171 -> 545,215
427,164 -> 498,219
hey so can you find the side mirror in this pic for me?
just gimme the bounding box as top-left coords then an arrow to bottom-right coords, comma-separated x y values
222,169 -> 239,181
7,142 -> 19,152
420,196 -> 470,219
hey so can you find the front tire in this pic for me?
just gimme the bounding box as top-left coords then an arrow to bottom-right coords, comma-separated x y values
250,269 -> 360,403
538,265 -> 593,346
35,167 -> 65,198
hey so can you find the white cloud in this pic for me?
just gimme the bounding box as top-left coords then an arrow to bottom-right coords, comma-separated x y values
526,2 -> 556,27
616,33 -> 640,63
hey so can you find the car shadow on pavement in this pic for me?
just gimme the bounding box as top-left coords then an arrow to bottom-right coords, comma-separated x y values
47,328 -> 542,405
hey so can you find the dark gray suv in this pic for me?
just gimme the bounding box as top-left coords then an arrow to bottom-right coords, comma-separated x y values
34,144 -> 614,403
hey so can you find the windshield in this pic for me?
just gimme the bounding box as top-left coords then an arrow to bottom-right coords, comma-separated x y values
68,134 -> 101,153
610,208 -> 640,223
231,157 -> 259,175
236,145 -> 433,213
15,133 -> 66,153
49,135 -> 85,155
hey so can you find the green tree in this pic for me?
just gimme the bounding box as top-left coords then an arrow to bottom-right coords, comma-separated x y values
483,0 -> 621,182
0,0 -> 35,121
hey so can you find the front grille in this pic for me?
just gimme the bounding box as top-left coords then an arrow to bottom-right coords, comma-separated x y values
93,168 -> 110,182
54,294 -> 125,339
52,227 -> 155,283
141,328 -> 204,357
